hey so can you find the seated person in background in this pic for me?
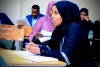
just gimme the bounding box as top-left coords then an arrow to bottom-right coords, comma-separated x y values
80,8 -> 93,34
0,13 -> 15,49
17,5 -> 44,48
17,5 -> 44,28
29,1 -> 56,42
26,1 -> 97,67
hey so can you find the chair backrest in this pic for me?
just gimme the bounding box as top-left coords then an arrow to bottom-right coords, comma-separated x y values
92,19 -> 100,64
93,19 -> 100,39
0,24 -> 24,41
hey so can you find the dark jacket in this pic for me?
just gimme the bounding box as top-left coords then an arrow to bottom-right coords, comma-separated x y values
81,20 -> 93,34
92,19 -> 100,65
38,1 -> 97,67
39,22 -> 97,67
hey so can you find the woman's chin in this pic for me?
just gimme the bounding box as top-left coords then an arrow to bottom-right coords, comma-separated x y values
53,25 -> 56,28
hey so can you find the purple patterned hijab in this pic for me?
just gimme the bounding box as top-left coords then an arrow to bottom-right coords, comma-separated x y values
45,1 -> 56,23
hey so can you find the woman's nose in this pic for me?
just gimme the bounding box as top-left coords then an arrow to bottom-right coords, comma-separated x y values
51,13 -> 54,19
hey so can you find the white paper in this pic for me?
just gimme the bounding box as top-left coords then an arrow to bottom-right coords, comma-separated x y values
40,30 -> 52,37
39,37 -> 51,43
22,55 -> 58,62
8,50 -> 37,56
39,30 -> 52,42
9,51 -> 58,63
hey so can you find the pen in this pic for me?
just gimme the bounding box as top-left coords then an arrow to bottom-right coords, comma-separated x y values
27,59 -> 34,62
25,43 -> 42,47
22,57 -> 34,62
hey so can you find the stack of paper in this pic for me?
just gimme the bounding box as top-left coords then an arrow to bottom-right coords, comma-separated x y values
40,30 -> 52,37
17,20 -> 32,36
39,30 -> 52,43
9,51 -> 58,63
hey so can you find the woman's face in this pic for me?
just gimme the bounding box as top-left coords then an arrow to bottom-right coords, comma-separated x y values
51,5 -> 62,27
80,12 -> 87,21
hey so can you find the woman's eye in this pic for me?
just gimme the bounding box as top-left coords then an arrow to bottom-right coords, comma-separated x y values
55,11 -> 58,14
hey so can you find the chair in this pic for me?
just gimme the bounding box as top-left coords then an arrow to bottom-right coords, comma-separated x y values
92,19 -> 100,65
0,24 -> 24,50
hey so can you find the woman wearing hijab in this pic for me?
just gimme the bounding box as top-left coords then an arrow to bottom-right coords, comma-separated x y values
29,1 -> 56,42
26,1 -> 97,67
80,8 -> 94,34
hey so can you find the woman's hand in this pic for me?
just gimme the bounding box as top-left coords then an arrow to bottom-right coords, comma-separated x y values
84,16 -> 89,21
34,32 -> 43,38
26,46 -> 40,54
25,42 -> 40,54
